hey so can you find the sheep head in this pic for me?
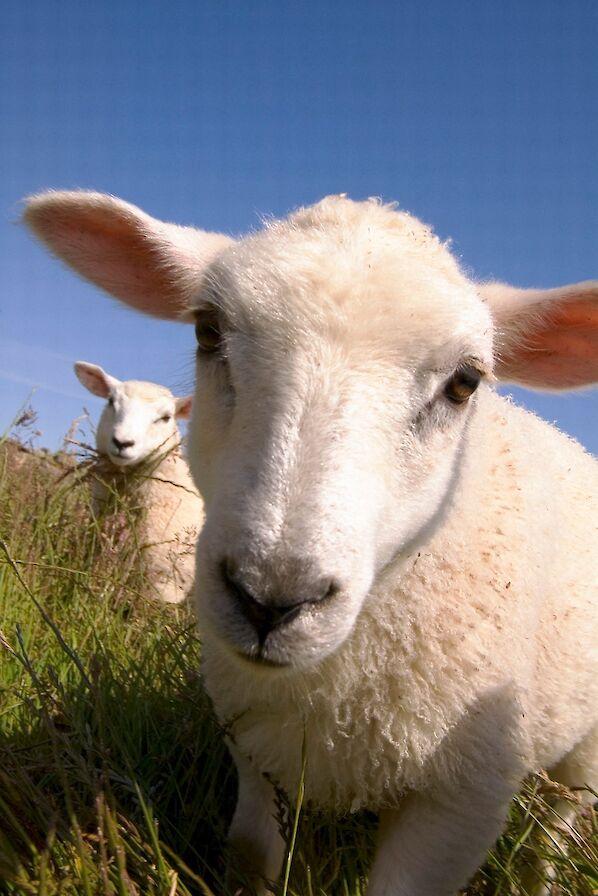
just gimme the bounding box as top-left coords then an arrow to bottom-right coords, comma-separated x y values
74,361 -> 192,467
25,192 -> 598,669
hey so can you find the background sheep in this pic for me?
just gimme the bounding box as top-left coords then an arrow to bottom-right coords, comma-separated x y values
26,191 -> 597,896
75,360 -> 203,605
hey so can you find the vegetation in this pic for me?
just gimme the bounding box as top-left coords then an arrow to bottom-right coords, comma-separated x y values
0,412 -> 596,895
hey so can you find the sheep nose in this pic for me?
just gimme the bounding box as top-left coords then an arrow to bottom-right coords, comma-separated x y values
220,560 -> 339,641
112,436 -> 135,451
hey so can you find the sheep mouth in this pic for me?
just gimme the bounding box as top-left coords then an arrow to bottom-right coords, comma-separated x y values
233,647 -> 292,670
197,560 -> 352,670
108,452 -> 140,467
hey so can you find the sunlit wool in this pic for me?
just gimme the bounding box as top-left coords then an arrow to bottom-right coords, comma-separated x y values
26,192 -> 598,896
75,361 -> 203,605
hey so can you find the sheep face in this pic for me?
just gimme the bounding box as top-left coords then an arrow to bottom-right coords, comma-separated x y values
97,382 -> 181,467
188,199 -> 494,669
74,362 -> 192,467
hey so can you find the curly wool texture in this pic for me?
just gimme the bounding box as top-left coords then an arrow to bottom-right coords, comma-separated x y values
190,197 -> 597,814
91,446 -> 203,603
202,386 -> 598,810
70,366 -> 204,606
92,445 -> 202,604
21,190 -> 598,892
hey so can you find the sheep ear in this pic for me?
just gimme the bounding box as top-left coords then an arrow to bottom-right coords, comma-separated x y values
23,191 -> 234,320
480,280 -> 598,390
175,396 -> 193,420
74,361 -> 120,398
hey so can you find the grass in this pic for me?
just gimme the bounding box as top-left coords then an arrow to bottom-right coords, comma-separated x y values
0,413 -> 596,895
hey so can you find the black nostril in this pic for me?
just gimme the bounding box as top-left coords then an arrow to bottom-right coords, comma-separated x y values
112,437 -> 135,451
220,559 -> 340,643
221,564 -> 299,639
322,579 -> 340,601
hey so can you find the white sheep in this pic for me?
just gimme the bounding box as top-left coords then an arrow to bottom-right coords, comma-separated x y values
74,360 -> 203,605
25,191 -> 598,896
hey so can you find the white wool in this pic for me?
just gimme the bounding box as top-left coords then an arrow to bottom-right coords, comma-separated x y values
25,191 -> 598,895
201,389 -> 598,808
92,445 -> 201,605
76,364 -> 203,605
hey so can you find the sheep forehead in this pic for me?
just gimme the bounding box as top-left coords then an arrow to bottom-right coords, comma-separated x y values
119,381 -> 174,407
208,196 -> 492,364
260,195 -> 467,289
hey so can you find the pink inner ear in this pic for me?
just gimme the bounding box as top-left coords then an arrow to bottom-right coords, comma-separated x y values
78,367 -> 112,398
499,298 -> 598,389
550,297 -> 598,330
45,209 -> 188,319
175,397 -> 193,420
25,192 -> 235,321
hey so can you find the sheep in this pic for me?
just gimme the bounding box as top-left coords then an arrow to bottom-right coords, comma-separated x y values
24,190 -> 598,896
74,360 -> 203,605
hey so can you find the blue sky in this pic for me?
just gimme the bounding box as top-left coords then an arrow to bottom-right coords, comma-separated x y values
1,0 -> 597,452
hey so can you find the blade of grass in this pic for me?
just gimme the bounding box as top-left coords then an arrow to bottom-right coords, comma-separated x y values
132,780 -> 170,885
0,538 -> 91,689
282,732 -> 307,896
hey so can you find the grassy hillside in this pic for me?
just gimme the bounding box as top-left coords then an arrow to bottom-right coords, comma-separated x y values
0,420 -> 596,895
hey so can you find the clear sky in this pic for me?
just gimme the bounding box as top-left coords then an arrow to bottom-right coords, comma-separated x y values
1,0 -> 597,453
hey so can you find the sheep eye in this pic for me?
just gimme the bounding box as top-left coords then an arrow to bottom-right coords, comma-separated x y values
107,396 -> 115,407
444,364 -> 482,405
160,414 -> 171,423
195,308 -> 222,354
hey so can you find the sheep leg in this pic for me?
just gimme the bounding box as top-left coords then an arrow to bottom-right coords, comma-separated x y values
521,796 -> 584,896
226,748 -> 286,896
365,777 -> 518,896
524,724 -> 598,896
366,691 -> 530,896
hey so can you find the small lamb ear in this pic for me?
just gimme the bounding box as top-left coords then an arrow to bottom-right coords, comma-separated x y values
23,191 -> 234,320
74,361 -> 120,398
175,396 -> 193,420
480,280 -> 598,390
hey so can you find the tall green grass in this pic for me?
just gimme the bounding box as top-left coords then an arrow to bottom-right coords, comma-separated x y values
0,420 -> 596,895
